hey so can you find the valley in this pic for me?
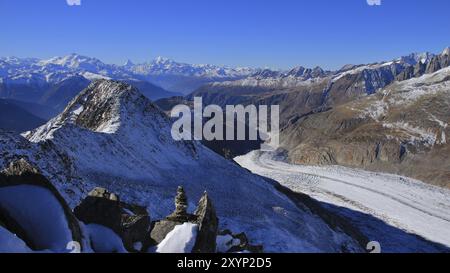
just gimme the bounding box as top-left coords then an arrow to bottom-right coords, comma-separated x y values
235,150 -> 450,252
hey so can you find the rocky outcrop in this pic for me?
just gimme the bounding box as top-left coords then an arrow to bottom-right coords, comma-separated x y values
74,187 -> 151,252
149,186 -> 262,253
396,62 -> 426,81
217,229 -> 263,253
150,186 -> 196,245
426,54 -> 449,74
192,192 -> 218,253
397,50 -> 450,81
151,187 -> 195,243
0,159 -> 83,251
150,186 -> 220,253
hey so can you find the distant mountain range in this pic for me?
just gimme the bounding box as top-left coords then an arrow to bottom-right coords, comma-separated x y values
2,48 -> 450,185
1,47 -> 450,253
0,54 -> 257,99
183,47 -> 450,188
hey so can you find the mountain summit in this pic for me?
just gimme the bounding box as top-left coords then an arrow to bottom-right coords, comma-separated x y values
17,80 -> 361,252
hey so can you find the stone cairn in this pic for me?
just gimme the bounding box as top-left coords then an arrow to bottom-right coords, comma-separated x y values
167,186 -> 195,222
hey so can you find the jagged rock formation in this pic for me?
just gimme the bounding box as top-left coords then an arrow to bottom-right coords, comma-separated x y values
150,186 -> 219,253
74,187 -> 151,252
0,159 -> 82,251
192,192 -> 219,253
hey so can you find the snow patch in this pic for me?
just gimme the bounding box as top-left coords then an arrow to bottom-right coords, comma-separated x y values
0,225 -> 32,253
0,185 -> 73,252
156,222 -> 198,253
85,224 -> 127,253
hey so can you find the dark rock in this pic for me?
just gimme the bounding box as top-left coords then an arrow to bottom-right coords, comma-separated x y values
414,61 -> 427,77
121,201 -> 152,249
150,186 -> 196,245
192,192 -> 218,253
150,219 -> 182,244
217,229 -> 263,253
150,187 -> 219,253
426,56 -> 442,74
0,159 -> 83,251
166,186 -> 195,222
74,188 -> 123,233
73,187 -> 151,252
425,53 -> 450,74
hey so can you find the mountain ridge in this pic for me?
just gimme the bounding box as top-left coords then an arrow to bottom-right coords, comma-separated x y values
9,79 -> 362,252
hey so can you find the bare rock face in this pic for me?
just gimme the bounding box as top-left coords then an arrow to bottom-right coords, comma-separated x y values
149,219 -> 181,245
88,187 -> 119,201
0,159 -> 83,251
74,188 -> 123,232
150,186 -> 219,253
73,187 -> 151,252
192,192 -> 218,253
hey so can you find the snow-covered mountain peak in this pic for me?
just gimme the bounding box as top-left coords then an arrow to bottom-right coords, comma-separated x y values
286,66 -> 326,78
39,53 -> 97,67
397,52 -> 434,65
27,80 -> 168,139
442,47 -> 450,56
153,56 -> 173,65
123,59 -> 135,67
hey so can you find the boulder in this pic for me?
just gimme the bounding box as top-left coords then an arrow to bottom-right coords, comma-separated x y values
150,219 -> 182,245
74,188 -> 123,232
74,187 -> 151,252
0,159 -> 83,251
217,229 -> 263,253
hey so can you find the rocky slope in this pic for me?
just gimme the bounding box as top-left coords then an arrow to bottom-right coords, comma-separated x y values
0,80 -> 363,252
0,161 -> 235,253
281,66 -> 450,188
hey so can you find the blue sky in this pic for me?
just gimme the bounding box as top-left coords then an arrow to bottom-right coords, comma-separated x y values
1,0 -> 449,69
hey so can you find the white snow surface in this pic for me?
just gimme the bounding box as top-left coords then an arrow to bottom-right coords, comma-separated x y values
235,151 -> 450,252
0,53 -> 255,86
0,225 -> 32,253
85,224 -> 127,253
2,80 -> 361,252
0,185 -> 73,252
156,223 -> 198,253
